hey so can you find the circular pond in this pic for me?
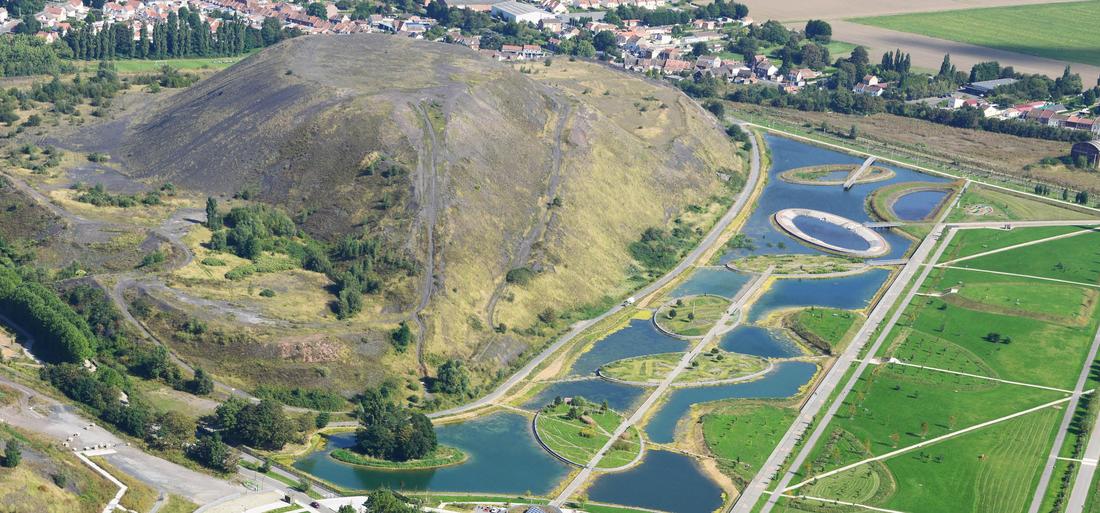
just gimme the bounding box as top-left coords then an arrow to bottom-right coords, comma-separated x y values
774,208 -> 889,258
891,189 -> 949,221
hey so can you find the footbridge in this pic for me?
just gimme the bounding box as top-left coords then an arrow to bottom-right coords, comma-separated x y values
843,156 -> 877,190
864,221 -> 906,229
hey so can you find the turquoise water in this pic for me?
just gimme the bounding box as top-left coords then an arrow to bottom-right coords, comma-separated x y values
568,319 -> 687,377
667,267 -> 751,298
719,325 -> 802,358
893,190 -> 948,221
746,269 -> 889,323
644,361 -> 817,444
292,412 -> 568,494
587,450 -> 724,513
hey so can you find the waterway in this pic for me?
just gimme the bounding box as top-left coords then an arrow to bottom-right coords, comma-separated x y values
289,134 -> 945,510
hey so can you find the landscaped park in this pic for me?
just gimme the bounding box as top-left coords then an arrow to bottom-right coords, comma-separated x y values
534,397 -> 643,469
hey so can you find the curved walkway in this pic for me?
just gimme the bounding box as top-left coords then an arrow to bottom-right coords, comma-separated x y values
774,208 -> 890,258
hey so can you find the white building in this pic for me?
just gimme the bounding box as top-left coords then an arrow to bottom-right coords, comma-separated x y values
491,1 -> 555,23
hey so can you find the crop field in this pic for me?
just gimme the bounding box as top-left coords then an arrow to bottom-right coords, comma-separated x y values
71,54 -> 254,74
852,1 -> 1100,66
534,400 -> 642,469
702,402 -> 797,486
654,295 -> 730,337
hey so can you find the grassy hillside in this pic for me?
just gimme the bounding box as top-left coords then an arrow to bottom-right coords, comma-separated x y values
77,36 -> 742,399
852,1 -> 1100,66
0,425 -> 117,513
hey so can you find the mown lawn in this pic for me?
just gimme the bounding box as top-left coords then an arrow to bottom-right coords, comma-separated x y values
852,1 -> 1100,66
952,229 -> 1100,285
655,295 -> 730,336
947,185 -> 1097,224
790,307 -> 860,352
534,400 -> 641,469
702,401 -> 797,485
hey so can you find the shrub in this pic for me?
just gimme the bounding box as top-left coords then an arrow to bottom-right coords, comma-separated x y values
258,289 -> 276,298
201,257 -> 226,266
505,267 -> 536,285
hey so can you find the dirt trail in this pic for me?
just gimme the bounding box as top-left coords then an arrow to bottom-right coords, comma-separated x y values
412,102 -> 444,378
481,98 -> 573,356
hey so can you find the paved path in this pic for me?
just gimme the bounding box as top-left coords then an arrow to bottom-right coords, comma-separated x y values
551,268 -> 773,507
1027,320 -> 1100,513
777,494 -> 906,513
736,216 -> 957,513
430,122 -> 763,420
843,156 -> 876,190
1067,399 -> 1100,513
935,264 -> 1100,289
886,359 -> 1074,393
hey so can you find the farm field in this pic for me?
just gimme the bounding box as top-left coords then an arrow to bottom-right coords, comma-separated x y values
534,399 -> 642,469
654,295 -> 730,337
851,1 -> 1100,67
702,402 -> 797,486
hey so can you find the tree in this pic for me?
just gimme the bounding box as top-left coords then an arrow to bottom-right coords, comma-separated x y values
188,434 -> 238,472
307,2 -> 327,18
691,41 -> 708,57
435,359 -> 469,395
205,197 -> 220,229
189,367 -> 214,395
390,322 -> 413,352
149,410 -> 193,450
354,388 -> 438,461
315,411 -> 331,429
919,421 -> 929,439
848,125 -> 859,140
231,399 -> 295,450
366,490 -> 420,513
804,19 -> 831,43
2,440 -> 21,468
889,432 -> 900,448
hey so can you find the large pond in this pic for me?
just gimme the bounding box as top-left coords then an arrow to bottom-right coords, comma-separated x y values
644,361 -> 817,444
292,412 -> 569,494
746,269 -> 889,323
718,325 -> 802,358
892,190 -> 949,221
568,320 -> 687,377
587,450 -> 724,513
667,267 -> 751,298
524,379 -> 645,413
790,215 -> 873,251
719,135 -> 949,263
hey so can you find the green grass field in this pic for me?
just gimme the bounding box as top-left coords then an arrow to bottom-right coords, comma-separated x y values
789,307 -> 860,353
654,295 -> 730,336
70,54 -> 254,74
948,185 -> 1098,224
702,402 -> 797,486
534,400 -> 642,469
940,225 -> 1083,262
952,229 -> 1100,285
852,1 -> 1100,66
599,350 -> 767,383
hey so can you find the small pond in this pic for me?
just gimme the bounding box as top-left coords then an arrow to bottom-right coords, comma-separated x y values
892,189 -> 949,221
567,320 -> 687,377
586,450 -> 725,513
789,215 -> 872,251
718,325 -> 803,358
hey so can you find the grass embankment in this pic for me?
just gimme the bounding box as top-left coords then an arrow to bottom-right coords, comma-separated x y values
785,307 -> 860,354
88,457 -> 159,513
790,226 -> 1100,511
159,495 -> 200,513
329,445 -> 466,469
702,401 -> 798,487
598,350 -> 768,384
71,54 -> 253,74
654,295 -> 730,337
778,164 -> 893,185
731,254 -> 864,275
948,184 -> 1099,223
534,399 -> 642,469
0,425 -> 118,513
852,1 -> 1100,66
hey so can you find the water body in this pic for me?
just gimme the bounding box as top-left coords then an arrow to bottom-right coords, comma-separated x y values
524,379 -> 646,413
568,320 -> 687,377
643,361 -> 817,444
719,135 -> 948,263
292,412 -> 568,494
587,450 -> 725,513
746,269 -> 889,323
892,190 -> 949,221
667,267 -> 751,299
790,215 -> 872,251
719,325 -> 802,358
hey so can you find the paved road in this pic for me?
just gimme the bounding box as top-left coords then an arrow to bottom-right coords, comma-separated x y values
734,208 -> 957,513
1027,321 -> 1100,513
552,268 -> 773,507
430,122 -> 763,420
1067,398 -> 1100,513
0,375 -> 238,505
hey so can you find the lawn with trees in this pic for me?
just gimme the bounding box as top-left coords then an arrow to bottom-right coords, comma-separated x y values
534,396 -> 642,469
654,295 -> 730,337
702,401 -> 797,486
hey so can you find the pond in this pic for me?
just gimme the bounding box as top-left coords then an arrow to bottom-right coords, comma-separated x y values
892,189 -> 949,221
644,361 -> 817,444
292,412 -> 569,494
746,269 -> 889,323
567,320 -> 687,377
718,325 -> 803,358
790,215 -> 872,251
719,135 -> 948,263
667,267 -> 751,299
523,379 -> 645,413
586,450 -> 725,513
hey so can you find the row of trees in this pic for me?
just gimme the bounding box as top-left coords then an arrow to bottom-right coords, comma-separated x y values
0,264 -> 96,363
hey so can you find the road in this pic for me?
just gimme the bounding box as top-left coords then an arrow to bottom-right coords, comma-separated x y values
734,202 -> 958,513
551,268 -> 774,507
1027,321 -> 1100,513
0,375 -> 238,505
1067,399 -> 1100,513
429,121 -> 763,420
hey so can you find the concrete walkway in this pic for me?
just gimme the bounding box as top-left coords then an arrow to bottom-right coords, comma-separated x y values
843,156 -> 877,190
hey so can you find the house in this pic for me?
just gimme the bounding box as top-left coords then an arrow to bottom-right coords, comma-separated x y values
491,1 -> 555,24
853,80 -> 887,96
521,44 -> 545,59
1071,140 -> 1100,168
540,0 -> 569,13
694,54 -> 721,71
786,68 -> 818,86
0,7 -> 8,22
1026,108 -> 1065,127
661,58 -> 692,75
453,34 -> 480,49
539,18 -> 562,32
750,55 -> 776,78
1065,115 -> 1097,132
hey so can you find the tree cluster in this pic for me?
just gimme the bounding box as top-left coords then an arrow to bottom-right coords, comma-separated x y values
354,388 -> 437,461
205,397 -> 298,450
